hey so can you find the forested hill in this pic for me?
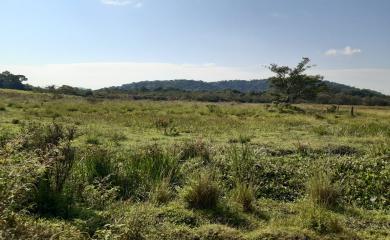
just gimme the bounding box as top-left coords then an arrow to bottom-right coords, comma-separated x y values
1,70 -> 389,105
118,79 -> 269,93
117,79 -> 385,97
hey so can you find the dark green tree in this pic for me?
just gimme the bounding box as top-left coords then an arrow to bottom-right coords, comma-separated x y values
0,71 -> 29,90
268,58 -> 324,103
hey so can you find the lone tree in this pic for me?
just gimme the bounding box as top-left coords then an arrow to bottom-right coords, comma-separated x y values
0,71 -> 29,90
268,58 -> 324,103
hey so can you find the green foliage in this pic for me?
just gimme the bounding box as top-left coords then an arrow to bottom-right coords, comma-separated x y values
0,71 -> 29,90
268,58 -> 325,103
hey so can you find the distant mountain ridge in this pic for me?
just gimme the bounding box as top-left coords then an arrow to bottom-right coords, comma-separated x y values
116,79 -> 387,97
118,79 -> 269,93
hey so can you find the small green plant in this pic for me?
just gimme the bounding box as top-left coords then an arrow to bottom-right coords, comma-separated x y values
183,173 -> 220,209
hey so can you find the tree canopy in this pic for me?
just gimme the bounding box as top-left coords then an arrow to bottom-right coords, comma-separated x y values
268,58 -> 325,103
0,71 -> 29,90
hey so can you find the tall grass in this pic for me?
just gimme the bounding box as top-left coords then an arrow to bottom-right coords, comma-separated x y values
182,173 -> 220,209
307,171 -> 341,209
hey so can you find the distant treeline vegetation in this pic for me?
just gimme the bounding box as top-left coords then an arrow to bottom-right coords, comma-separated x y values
1,68 -> 389,106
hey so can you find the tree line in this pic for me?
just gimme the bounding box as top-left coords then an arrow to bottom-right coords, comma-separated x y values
1,58 -> 389,106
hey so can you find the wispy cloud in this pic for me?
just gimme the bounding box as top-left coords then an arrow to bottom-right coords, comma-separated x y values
100,0 -> 142,7
325,46 -> 362,56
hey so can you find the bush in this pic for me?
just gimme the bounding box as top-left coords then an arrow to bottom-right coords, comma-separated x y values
183,173 -> 220,209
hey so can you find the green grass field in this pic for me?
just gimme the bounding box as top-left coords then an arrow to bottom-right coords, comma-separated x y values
1,89 -> 389,239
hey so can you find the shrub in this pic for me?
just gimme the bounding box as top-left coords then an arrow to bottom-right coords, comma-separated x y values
307,172 -> 341,209
183,173 -> 220,209
33,140 -> 77,217
11,122 -> 79,217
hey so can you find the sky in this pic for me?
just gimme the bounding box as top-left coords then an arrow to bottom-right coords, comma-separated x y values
0,0 -> 390,94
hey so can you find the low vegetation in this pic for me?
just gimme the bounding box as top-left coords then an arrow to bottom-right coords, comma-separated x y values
0,89 -> 389,239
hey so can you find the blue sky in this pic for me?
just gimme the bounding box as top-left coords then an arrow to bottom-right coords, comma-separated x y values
1,0 -> 389,93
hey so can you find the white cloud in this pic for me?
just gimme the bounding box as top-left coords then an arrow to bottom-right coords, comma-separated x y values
100,0 -> 142,7
325,49 -> 338,56
324,46 -> 362,56
342,46 -> 362,56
